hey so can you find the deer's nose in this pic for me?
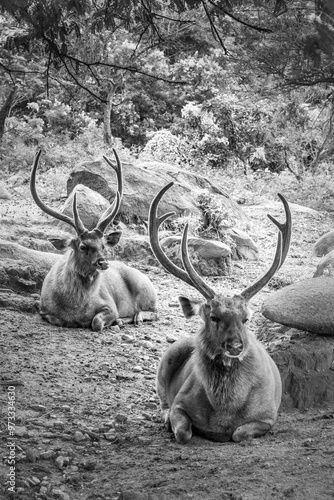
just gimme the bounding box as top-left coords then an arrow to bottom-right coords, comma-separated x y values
96,258 -> 108,270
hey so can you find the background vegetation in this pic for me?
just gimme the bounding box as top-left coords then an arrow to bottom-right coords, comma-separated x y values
1,0 -> 334,212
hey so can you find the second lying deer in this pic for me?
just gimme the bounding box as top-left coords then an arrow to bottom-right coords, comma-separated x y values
31,149 -> 158,332
149,183 -> 291,443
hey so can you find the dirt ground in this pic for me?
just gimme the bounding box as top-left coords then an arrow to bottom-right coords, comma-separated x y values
1,186 -> 334,500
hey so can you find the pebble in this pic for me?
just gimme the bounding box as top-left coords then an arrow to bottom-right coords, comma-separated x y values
29,404 -> 47,412
14,426 -> 28,437
53,420 -> 65,429
25,448 -> 38,462
115,413 -> 128,423
30,476 -> 41,485
104,430 -> 117,441
39,450 -> 54,460
166,334 -> 178,343
121,334 -> 134,343
74,430 -> 86,442
52,489 -> 70,500
133,366 -> 143,372
55,455 -> 71,468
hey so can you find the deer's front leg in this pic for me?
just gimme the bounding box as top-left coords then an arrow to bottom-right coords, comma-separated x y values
91,306 -> 121,332
232,421 -> 272,442
170,406 -> 193,444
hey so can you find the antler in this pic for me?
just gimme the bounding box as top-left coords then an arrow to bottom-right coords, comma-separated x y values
241,193 -> 292,301
30,150 -> 79,233
95,149 -> 123,234
149,182 -> 215,298
30,148 -> 123,237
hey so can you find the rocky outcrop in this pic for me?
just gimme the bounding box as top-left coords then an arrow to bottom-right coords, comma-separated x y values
313,230 -> 334,257
257,318 -> 334,410
226,227 -> 258,260
0,240 -> 58,293
59,184 -> 111,232
67,157 -> 247,226
262,277 -> 334,335
160,235 -> 231,276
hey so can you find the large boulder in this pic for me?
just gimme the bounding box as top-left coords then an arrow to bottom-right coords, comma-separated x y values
313,249 -> 334,277
67,158 -> 247,226
225,228 -> 258,260
59,184 -> 110,232
0,240 -> 58,294
160,235 -> 231,276
262,277 -> 334,334
313,230 -> 334,257
257,318 -> 334,410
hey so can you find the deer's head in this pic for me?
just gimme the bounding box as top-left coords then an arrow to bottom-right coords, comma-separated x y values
149,183 -> 291,360
30,149 -> 123,277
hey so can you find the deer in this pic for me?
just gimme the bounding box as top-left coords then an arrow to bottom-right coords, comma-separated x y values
149,182 -> 291,444
30,149 -> 158,332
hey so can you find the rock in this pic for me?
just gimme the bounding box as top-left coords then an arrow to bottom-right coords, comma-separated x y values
55,456 -> 71,468
313,249 -> 334,277
73,431 -> 86,442
313,230 -> 334,257
0,240 -> 58,294
104,429 -> 117,441
262,277 -> 334,334
58,184 -> 110,232
160,235 -> 231,276
226,227 -> 259,260
257,318 -> 334,409
0,182 -> 11,199
0,240 -> 58,269
0,290 -> 38,313
67,157 -> 247,226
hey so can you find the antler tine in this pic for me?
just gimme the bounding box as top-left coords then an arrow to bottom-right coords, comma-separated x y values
72,193 -> 87,236
96,192 -> 121,235
267,193 -> 292,270
180,224 -> 215,300
148,182 -> 196,289
241,193 -> 291,301
30,150 -> 78,232
95,149 -> 123,234
102,148 -> 123,202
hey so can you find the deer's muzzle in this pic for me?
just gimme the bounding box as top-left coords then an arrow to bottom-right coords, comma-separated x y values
96,259 -> 109,270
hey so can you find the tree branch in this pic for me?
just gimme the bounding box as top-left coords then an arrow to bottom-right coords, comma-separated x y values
207,0 -> 273,33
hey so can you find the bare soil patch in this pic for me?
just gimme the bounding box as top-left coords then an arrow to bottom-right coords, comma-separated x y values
1,189 -> 334,500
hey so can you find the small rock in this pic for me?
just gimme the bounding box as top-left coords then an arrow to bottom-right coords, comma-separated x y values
30,476 -> 41,485
166,334 -> 178,343
73,430 -> 86,442
55,456 -> 71,468
115,413 -> 128,424
104,430 -> 117,441
133,366 -> 143,372
29,404 -> 46,412
52,489 -> 70,500
39,450 -> 54,460
61,405 -> 71,412
25,448 -> 38,462
14,426 -> 28,437
121,334 -> 134,343
53,420 -> 65,429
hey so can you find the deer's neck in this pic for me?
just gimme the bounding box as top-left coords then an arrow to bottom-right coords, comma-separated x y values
62,251 -> 99,290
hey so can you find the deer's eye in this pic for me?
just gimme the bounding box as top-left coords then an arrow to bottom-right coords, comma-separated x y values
79,243 -> 87,252
210,315 -> 219,323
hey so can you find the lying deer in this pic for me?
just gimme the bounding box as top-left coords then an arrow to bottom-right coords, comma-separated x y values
149,183 -> 291,443
31,149 -> 158,331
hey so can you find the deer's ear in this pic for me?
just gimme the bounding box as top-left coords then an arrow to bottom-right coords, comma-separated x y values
178,296 -> 203,319
105,230 -> 122,247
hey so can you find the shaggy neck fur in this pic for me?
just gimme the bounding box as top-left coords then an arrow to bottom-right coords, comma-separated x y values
59,249 -> 100,301
195,323 -> 251,407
